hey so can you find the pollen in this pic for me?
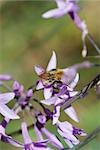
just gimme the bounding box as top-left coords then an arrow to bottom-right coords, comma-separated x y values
55,69 -> 63,80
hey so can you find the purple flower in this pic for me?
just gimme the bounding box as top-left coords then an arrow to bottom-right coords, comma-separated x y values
0,118 -> 23,148
0,74 -> 12,81
21,121 -> 49,150
42,0 -> 88,57
0,92 -> 19,119
56,120 -> 87,148
34,51 -> 79,100
12,81 -> 24,98
41,84 -> 79,124
34,51 -> 56,99
18,89 -> 33,109
35,114 -> 64,149
12,81 -> 33,109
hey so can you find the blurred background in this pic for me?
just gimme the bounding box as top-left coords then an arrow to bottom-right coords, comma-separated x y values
0,0 -> 100,149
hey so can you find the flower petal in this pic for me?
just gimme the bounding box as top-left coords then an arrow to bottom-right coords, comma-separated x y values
44,87 -> 53,99
33,139 -> 48,148
57,121 -> 73,133
80,132 -> 87,136
69,91 -> 78,97
34,65 -> 45,76
53,105 -> 60,125
69,73 -> 79,88
53,98 -> 62,125
58,128 -> 80,146
0,92 -> 15,104
64,139 -> 74,148
41,96 -> 56,105
0,104 -> 19,119
21,122 -> 32,144
12,81 -> 20,90
41,127 -> 63,149
34,125 -> 44,141
46,51 -> 57,71
61,68 -> 76,84
64,106 -> 79,122
0,74 -> 12,81
36,80 -> 44,90
6,136 -> 23,148
27,89 -> 33,98
42,8 -> 64,19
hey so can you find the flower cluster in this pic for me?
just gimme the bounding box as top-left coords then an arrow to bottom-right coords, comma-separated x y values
0,0 -> 100,150
0,50 -> 99,149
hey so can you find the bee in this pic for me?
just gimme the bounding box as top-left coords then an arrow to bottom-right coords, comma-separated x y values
39,69 -> 63,86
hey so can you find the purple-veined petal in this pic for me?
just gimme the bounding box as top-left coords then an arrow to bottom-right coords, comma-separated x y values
73,127 -> 87,136
0,104 -> 19,119
57,120 -> 79,145
69,73 -> 79,88
36,80 -> 44,90
41,127 -> 63,149
64,106 -> 79,122
58,128 -> 80,146
34,65 -> 45,76
0,92 -> 15,104
41,96 -> 56,105
44,87 -> 53,99
46,51 -> 57,71
53,105 -> 60,125
53,98 -> 62,125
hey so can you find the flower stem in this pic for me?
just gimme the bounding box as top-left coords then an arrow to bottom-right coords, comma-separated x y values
87,33 -> 100,55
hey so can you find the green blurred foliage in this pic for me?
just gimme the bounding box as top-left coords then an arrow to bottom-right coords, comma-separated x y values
0,0 -> 100,150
